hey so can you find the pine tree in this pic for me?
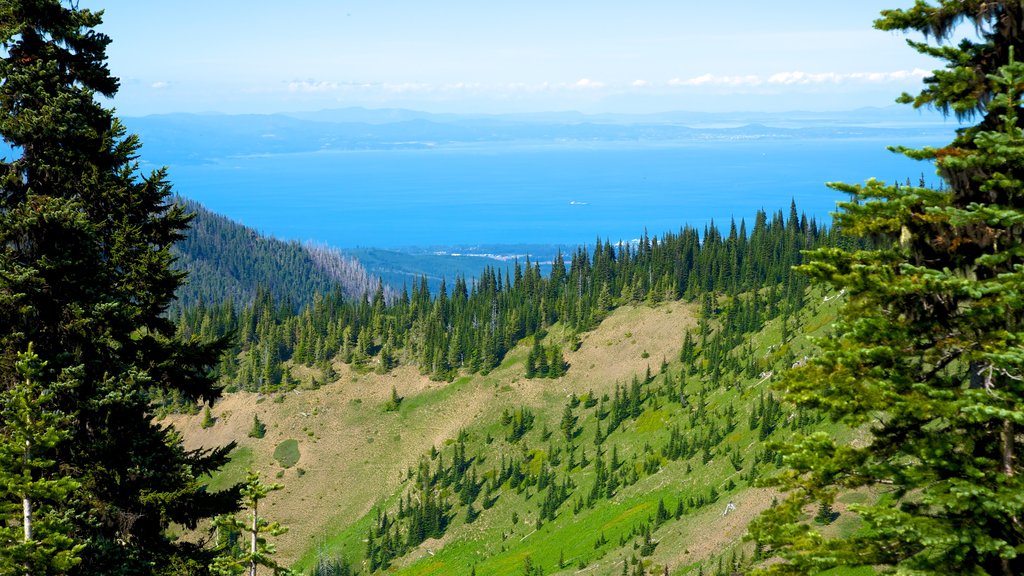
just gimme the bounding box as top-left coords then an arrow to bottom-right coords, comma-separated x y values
210,471 -> 293,576
201,405 -> 216,429
0,346 -> 83,575
0,2 -> 236,572
560,403 -> 578,443
751,4 -> 1024,574
248,414 -> 267,439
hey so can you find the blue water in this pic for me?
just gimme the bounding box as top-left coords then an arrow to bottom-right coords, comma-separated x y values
166,137 -> 941,249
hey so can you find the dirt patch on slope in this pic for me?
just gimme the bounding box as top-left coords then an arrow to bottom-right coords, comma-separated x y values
660,487 -> 777,570
170,300 -> 698,565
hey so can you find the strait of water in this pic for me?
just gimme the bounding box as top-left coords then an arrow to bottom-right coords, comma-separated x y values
166,136 -> 941,249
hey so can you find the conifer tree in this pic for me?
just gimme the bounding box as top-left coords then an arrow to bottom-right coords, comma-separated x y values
751,3 -> 1024,574
210,471 -> 292,576
0,346 -> 82,575
248,414 -> 267,439
0,2 -> 236,572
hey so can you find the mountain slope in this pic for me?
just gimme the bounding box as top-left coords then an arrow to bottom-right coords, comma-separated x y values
172,198 -> 391,310
167,200 -> 844,574
172,284 -> 843,575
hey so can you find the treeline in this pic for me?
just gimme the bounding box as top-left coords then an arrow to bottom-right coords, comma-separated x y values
170,201 -> 834,394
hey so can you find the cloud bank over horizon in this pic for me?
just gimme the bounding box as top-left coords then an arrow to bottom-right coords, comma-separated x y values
88,1 -> 937,116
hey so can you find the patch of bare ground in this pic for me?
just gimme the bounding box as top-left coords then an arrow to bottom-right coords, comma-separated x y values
488,300 -> 697,406
169,300 -> 697,564
658,487 -> 777,570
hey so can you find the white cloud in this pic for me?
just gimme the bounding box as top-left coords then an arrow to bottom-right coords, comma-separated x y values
382,82 -> 432,93
768,71 -> 835,84
670,74 -> 762,87
287,80 -> 340,93
846,68 -> 930,82
766,70 -> 930,85
666,69 -> 929,89
442,82 -> 482,91
269,68 -> 932,103
150,81 -> 170,89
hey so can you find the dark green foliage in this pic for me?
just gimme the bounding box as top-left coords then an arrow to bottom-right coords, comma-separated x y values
751,4 -> 1024,575
0,2 -> 238,572
171,199 -> 338,311
560,403 -> 578,442
172,198 -> 392,312
503,407 -> 535,443
0,347 -> 83,574
174,204 -> 833,393
248,414 -> 267,439
273,439 -> 301,469
210,471 -> 292,575
813,501 -> 836,526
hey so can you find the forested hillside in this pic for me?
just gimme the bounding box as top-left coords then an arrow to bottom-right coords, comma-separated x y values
9,2 -> 1024,575
171,202 -> 847,576
171,198 -> 394,311
165,201 -> 850,575
173,203 -> 834,393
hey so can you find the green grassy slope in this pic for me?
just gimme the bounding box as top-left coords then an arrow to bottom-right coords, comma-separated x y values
175,286 -> 844,576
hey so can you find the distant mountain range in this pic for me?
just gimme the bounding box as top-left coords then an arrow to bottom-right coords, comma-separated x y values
124,106 -> 957,166
280,105 -> 953,127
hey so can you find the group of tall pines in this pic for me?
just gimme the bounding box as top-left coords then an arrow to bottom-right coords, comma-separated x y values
0,2 -> 237,575
4,1 -> 1024,576
170,204 -> 830,399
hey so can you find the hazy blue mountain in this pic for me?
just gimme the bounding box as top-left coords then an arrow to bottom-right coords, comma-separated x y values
124,106 -> 957,167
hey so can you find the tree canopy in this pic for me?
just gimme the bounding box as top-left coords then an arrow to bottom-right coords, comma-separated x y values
751,3 -> 1024,574
0,1 -> 237,573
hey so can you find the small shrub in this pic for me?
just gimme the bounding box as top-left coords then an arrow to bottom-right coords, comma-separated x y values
384,386 -> 402,412
248,414 -> 266,439
200,406 -> 215,429
273,439 -> 300,468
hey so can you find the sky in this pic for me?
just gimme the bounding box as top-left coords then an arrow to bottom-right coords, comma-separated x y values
81,1 -> 937,116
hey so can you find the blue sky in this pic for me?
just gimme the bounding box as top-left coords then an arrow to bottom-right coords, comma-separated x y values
83,1 -> 935,116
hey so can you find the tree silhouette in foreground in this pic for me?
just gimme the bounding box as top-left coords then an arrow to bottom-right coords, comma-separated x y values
751,3 -> 1024,574
0,1 -> 237,573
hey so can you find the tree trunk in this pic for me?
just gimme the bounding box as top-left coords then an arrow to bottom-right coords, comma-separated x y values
1002,418 -> 1014,477
24,441 -> 32,576
250,499 -> 258,576
23,496 -> 31,541
23,440 -> 32,542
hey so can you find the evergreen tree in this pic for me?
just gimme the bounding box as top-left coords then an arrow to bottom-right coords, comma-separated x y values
560,403 -> 578,443
751,4 -> 1024,574
201,405 -> 216,429
0,2 -> 237,572
210,471 -> 293,576
0,346 -> 83,575
248,415 -> 267,439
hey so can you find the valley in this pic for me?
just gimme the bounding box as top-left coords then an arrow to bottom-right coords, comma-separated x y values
171,292 -> 839,575
164,201 -> 846,575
